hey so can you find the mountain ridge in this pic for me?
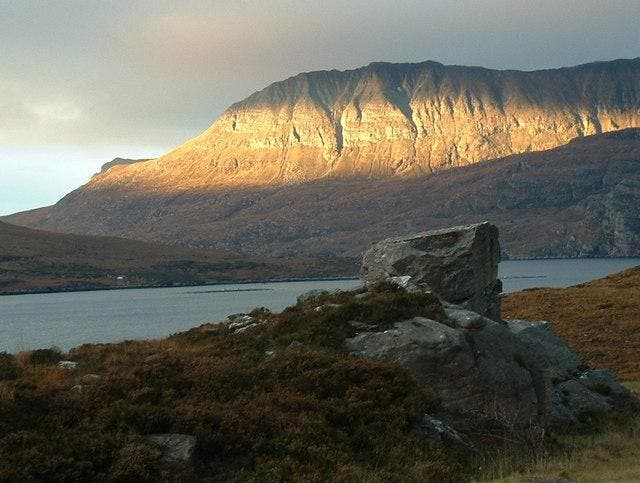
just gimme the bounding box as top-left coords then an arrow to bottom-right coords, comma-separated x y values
5,58 -> 640,259
87,57 -> 640,191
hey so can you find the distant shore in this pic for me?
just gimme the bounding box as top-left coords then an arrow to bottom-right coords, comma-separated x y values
0,275 -> 361,297
2,256 -> 638,297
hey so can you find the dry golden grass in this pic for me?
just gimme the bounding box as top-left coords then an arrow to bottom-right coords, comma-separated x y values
503,265 -> 640,380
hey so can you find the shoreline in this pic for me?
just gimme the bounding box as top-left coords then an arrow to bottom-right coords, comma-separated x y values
2,256 -> 639,298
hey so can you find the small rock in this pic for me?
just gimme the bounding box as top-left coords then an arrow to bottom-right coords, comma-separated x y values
297,289 -> 333,305
350,284 -> 369,295
578,369 -> 632,405
444,307 -> 488,330
57,360 -> 78,370
313,303 -> 342,312
347,320 -> 379,331
234,323 -> 258,334
413,414 -> 474,453
552,379 -> 611,424
227,314 -> 257,331
146,434 -> 196,465
287,341 -> 303,350
80,373 -> 102,384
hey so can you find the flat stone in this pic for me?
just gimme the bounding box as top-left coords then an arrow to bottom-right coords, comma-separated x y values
57,360 -> 78,370
146,434 -> 196,465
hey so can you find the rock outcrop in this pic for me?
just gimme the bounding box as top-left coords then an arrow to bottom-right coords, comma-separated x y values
362,222 -> 501,319
349,224 -> 632,431
99,158 -> 150,174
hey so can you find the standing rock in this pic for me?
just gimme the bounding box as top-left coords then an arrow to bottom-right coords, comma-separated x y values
361,222 -> 502,319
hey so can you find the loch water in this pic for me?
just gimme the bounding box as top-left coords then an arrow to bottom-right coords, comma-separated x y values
1,258 -> 638,353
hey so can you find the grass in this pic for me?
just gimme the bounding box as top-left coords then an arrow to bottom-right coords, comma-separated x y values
480,383 -> 640,482
503,265 -> 640,380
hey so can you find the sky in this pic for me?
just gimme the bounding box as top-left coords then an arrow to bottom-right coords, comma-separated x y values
1,0 -> 639,215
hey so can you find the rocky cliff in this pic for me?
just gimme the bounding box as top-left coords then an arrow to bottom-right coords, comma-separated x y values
89,58 -> 640,191
5,59 -> 640,258
8,129 -> 640,259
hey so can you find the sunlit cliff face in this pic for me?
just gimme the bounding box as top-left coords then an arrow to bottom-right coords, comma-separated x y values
88,59 -> 640,192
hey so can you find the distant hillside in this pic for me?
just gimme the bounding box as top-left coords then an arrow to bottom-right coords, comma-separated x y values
0,222 -> 355,294
504,263 -> 640,380
7,129 -> 640,259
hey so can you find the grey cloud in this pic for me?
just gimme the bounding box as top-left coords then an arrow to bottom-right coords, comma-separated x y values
1,0 -> 639,150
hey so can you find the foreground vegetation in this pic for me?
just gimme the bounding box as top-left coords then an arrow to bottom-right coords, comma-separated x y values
1,276 -> 639,481
0,284 -> 463,481
483,383 -> 640,482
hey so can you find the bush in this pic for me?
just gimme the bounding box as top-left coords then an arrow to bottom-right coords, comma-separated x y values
0,353 -> 18,380
18,347 -> 63,366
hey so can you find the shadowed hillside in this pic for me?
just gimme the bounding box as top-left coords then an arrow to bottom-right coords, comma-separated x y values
0,222 -> 356,294
8,129 -> 640,259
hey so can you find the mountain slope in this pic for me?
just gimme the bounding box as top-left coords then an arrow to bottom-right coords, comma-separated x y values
0,222 -> 355,294
7,129 -> 640,259
89,58 -> 640,191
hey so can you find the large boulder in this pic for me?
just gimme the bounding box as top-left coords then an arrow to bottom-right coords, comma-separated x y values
351,223 -> 633,432
346,316 -> 541,429
361,222 -> 501,319
507,320 -> 583,382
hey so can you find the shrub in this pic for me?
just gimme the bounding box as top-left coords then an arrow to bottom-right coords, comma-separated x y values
0,353 -> 18,380
0,286 -> 460,480
18,347 -> 63,366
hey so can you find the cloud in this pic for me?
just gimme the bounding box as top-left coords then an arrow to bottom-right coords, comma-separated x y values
28,100 -> 83,123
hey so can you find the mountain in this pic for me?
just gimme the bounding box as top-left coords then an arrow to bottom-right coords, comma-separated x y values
0,221 -> 354,294
74,58 -> 640,189
99,157 -> 150,173
7,129 -> 640,259
4,59 -> 640,258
